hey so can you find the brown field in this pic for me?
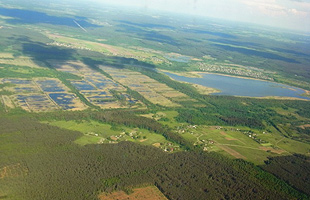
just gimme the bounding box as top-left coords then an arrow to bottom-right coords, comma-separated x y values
96,101 -> 122,109
0,57 -> 42,68
140,113 -> 154,119
1,95 -> 15,109
99,186 -> 167,200
153,143 -> 161,147
101,66 -> 181,107
303,90 -> 310,97
254,96 -> 309,101
160,91 -> 188,98
0,53 -> 14,58
0,163 -> 28,179
299,124 -> 310,129
217,144 -> 246,159
110,136 -> 118,141
68,97 -> 88,111
225,137 -> 237,141
220,131 -> 227,136
171,97 -> 197,103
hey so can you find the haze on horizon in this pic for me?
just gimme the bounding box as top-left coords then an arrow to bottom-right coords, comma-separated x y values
89,0 -> 310,33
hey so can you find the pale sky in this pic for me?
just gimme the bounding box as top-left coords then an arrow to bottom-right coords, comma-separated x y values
90,0 -> 310,33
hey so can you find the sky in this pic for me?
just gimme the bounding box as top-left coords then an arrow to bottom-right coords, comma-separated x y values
90,0 -> 310,33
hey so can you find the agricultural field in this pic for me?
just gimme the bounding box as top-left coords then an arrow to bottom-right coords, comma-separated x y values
45,33 -> 173,65
0,163 -> 28,179
49,60 -> 142,109
0,56 -> 43,68
172,124 -> 310,164
101,66 -> 192,107
99,186 -> 168,200
45,120 -> 180,152
0,77 -> 87,112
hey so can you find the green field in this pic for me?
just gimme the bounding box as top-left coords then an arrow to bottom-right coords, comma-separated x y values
45,120 -> 180,151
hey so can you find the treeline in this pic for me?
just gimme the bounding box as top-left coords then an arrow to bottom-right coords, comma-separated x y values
35,110 -> 196,151
0,117 -> 308,200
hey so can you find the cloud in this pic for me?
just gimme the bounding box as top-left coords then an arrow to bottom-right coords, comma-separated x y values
288,8 -> 308,16
242,0 -> 309,17
242,1 -> 287,16
290,0 -> 310,2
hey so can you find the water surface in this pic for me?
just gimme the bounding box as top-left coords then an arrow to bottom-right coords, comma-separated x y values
164,72 -> 310,100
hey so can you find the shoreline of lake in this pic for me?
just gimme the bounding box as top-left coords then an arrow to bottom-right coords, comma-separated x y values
162,71 -> 310,100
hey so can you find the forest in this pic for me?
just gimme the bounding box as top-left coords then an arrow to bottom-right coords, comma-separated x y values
0,116 -> 308,200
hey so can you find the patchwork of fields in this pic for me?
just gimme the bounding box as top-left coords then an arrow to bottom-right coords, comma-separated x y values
0,60 -> 194,111
100,66 -> 192,107
50,61 -> 141,109
0,77 -> 86,112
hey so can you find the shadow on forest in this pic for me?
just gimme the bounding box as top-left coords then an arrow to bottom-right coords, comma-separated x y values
82,55 -> 156,71
116,23 -> 179,46
21,38 -> 76,68
213,43 -> 300,63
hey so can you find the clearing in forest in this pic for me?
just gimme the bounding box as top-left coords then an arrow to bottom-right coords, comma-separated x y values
0,163 -> 28,179
216,144 -> 247,159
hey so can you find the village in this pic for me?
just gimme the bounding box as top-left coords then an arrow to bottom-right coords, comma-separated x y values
198,62 -> 274,81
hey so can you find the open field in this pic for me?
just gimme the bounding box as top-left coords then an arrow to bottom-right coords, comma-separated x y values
0,77 -> 88,112
0,57 -> 42,68
172,124 -> 307,164
99,186 -> 168,200
14,94 -> 59,112
0,163 -> 28,179
0,53 -> 14,58
0,95 -> 15,111
217,144 -> 246,159
152,110 -> 181,128
45,33 -> 172,65
49,60 -> 141,109
101,66 -> 186,107
35,78 -> 68,93
299,124 -> 310,129
45,120 -> 180,151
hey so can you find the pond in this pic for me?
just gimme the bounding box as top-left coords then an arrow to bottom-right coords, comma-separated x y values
164,72 -> 310,100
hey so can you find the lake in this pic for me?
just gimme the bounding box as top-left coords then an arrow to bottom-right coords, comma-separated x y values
164,72 -> 310,100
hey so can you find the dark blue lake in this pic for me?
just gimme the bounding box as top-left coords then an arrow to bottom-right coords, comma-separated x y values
164,72 -> 310,100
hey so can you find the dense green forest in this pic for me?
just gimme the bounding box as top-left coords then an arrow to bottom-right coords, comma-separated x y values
0,116 -> 308,200
262,154 -> 310,196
